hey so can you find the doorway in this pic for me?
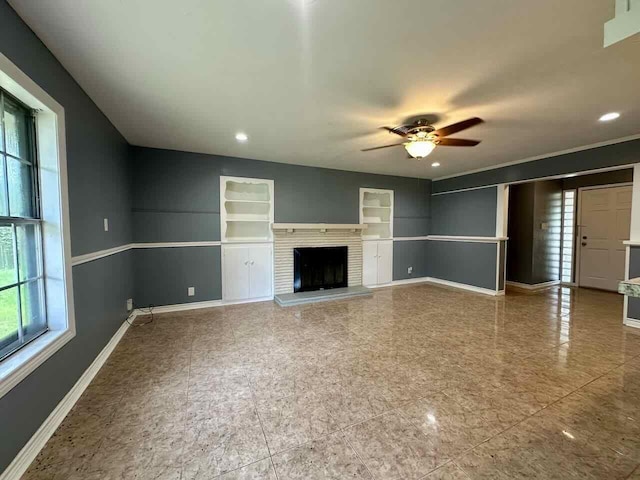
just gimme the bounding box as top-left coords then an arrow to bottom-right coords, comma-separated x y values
577,184 -> 632,291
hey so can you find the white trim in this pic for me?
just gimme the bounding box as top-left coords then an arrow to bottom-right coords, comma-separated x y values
132,241 -> 221,249
624,318 -> 640,329
0,330 -> 74,400
427,235 -> 508,243
624,241 -> 640,246
0,53 -> 76,401
71,244 -> 133,266
426,277 -> 499,296
506,280 -> 561,291
0,318 -> 131,480
271,223 -> 367,231
70,241 -> 224,266
367,276 -> 431,288
631,165 -> 640,241
624,245 -> 630,324
579,182 -> 634,192
432,133 -> 640,181
392,236 -> 429,242
431,164 -> 636,196
133,295 -> 274,315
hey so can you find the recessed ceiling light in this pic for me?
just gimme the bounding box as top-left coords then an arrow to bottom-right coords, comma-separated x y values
599,112 -> 620,122
431,162 -> 440,167
235,132 -> 248,142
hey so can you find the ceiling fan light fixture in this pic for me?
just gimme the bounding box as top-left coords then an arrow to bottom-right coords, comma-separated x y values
404,139 -> 436,158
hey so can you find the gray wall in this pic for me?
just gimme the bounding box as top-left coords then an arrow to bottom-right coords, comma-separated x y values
562,168 -> 633,191
507,183 -> 535,284
433,139 -> 640,194
428,241 -> 497,290
131,147 -> 431,306
0,2 -> 133,471
430,187 -> 497,236
428,186 -> 499,290
507,180 -> 562,285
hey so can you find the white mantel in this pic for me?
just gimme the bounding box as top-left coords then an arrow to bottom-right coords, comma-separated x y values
272,223 -> 367,232
272,223 -> 365,294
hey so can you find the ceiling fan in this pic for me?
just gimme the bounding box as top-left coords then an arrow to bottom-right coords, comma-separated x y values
362,117 -> 484,158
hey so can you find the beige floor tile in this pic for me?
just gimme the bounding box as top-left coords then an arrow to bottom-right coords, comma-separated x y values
344,411 -> 447,479
20,285 -> 639,480
272,432 -> 371,479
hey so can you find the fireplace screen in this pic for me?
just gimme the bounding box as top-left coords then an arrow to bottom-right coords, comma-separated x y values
293,246 -> 348,293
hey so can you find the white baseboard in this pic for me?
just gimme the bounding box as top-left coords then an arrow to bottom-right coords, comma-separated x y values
0,317 -> 133,480
506,280 -> 561,291
367,277 -> 431,289
134,296 -> 274,316
427,277 -> 499,296
624,317 -> 640,329
369,276 -> 497,296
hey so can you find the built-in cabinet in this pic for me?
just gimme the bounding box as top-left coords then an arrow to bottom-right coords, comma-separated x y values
362,240 -> 393,286
222,244 -> 273,301
221,176 -> 274,301
360,188 -> 394,286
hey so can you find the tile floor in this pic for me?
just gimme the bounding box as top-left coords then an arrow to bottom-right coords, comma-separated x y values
21,283 -> 640,479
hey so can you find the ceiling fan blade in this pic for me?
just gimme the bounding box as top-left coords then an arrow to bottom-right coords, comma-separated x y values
382,126 -> 410,137
434,117 -> 483,137
361,142 -> 406,152
438,138 -> 481,147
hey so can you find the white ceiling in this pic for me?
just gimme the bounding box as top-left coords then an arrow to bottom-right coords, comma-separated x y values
9,0 -> 640,179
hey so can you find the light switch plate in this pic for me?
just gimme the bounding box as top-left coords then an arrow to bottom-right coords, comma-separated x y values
103,218 -> 109,232
408,266 -> 413,274
126,298 -> 133,311
188,287 -> 195,297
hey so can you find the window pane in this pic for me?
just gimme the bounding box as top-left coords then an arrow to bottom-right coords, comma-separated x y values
17,223 -> 40,281
0,156 -> 7,217
0,225 -> 17,288
0,286 -> 19,353
7,157 -> 35,218
3,96 -> 30,160
21,280 -> 45,338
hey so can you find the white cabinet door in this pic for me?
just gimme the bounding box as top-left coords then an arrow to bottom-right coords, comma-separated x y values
362,241 -> 379,286
377,240 -> 393,284
223,246 -> 250,301
249,245 -> 273,298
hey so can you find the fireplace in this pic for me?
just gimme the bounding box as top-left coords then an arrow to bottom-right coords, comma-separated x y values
294,246 -> 348,292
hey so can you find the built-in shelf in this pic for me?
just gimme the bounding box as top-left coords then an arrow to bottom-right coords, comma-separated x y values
221,176 -> 274,242
360,188 -> 394,240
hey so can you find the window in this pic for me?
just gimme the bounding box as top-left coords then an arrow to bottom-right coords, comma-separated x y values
0,89 -> 46,360
561,190 -> 576,283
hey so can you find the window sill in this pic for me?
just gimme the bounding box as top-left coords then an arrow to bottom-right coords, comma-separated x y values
0,328 -> 75,399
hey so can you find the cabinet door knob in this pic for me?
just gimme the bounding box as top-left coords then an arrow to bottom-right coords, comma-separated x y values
244,260 -> 249,265
250,260 -> 255,265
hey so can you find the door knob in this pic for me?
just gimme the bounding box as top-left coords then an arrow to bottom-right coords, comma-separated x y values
250,261 -> 255,265
581,242 -> 587,246
582,236 -> 587,240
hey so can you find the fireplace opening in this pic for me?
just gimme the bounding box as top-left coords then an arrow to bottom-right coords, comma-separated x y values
294,246 -> 348,293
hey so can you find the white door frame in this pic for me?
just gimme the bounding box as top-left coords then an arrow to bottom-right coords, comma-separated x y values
575,182 -> 633,288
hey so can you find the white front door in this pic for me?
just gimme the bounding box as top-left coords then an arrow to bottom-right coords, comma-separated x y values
249,245 -> 273,298
579,185 -> 632,291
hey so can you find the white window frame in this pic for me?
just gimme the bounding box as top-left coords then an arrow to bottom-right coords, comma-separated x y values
0,52 -> 75,399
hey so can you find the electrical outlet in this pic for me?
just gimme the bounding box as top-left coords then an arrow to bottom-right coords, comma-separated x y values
188,287 -> 195,297
408,266 -> 413,275
126,298 -> 133,311
103,218 -> 109,232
